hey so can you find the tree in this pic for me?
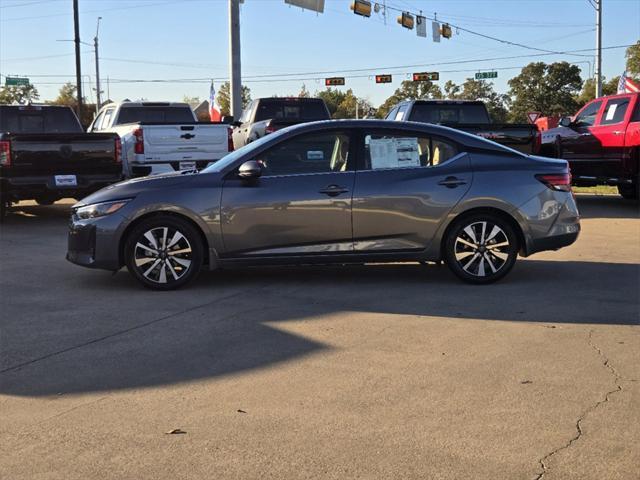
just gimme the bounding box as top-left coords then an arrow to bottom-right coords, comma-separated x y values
0,84 -> 39,104
442,78 -> 509,122
298,84 -> 310,98
216,82 -> 251,117
316,88 -> 346,118
376,80 -> 442,118
48,82 -> 95,128
507,62 -> 583,121
575,76 -> 620,107
182,95 -> 201,108
626,40 -> 640,78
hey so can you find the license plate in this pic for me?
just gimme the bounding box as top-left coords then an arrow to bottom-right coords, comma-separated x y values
54,175 -> 77,187
179,161 -> 196,171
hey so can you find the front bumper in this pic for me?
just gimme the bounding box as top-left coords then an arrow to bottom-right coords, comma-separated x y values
66,212 -> 126,271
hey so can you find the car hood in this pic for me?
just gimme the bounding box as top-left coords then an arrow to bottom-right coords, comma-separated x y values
74,171 -> 205,207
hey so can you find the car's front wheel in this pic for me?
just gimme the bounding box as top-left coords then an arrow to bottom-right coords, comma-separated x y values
444,213 -> 519,284
124,215 -> 203,290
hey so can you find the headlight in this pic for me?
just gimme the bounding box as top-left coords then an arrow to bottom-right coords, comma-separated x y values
74,199 -> 131,220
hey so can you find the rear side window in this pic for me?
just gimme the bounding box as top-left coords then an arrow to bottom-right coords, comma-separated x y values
408,104 -> 491,124
600,97 -> 630,125
116,106 -> 195,124
362,130 -> 458,170
101,108 -> 115,128
574,100 -> 602,127
254,101 -> 328,122
0,106 -> 82,133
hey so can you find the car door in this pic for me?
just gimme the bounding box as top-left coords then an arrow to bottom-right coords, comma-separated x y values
591,95 -> 632,162
560,99 -> 604,160
220,129 -> 355,256
352,128 -> 472,252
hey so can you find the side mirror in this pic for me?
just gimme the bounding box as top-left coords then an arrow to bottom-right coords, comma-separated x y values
221,115 -> 234,125
559,117 -> 572,127
238,160 -> 262,179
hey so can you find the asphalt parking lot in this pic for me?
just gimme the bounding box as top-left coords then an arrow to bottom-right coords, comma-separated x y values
0,194 -> 638,480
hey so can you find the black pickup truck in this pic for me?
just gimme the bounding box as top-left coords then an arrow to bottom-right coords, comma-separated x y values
0,105 -> 122,218
386,100 -> 541,154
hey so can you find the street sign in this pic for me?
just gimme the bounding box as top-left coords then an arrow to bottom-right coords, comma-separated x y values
416,15 -> 427,37
413,72 -> 439,81
527,112 -> 542,124
5,77 -> 30,86
325,77 -> 345,86
475,71 -> 498,80
375,74 -> 392,84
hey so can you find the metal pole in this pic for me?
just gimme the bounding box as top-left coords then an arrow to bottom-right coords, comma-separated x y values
73,0 -> 83,119
595,0 -> 602,98
229,0 -> 242,119
94,17 -> 102,112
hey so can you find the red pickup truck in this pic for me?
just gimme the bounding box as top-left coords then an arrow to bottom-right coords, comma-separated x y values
542,92 -> 640,199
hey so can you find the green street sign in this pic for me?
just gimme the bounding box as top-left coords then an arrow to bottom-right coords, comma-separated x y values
475,71 -> 498,80
5,77 -> 30,86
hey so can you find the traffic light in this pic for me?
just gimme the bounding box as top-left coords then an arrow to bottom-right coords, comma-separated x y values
325,77 -> 346,86
441,23 -> 452,39
350,0 -> 371,17
412,72 -> 439,81
375,74 -> 392,84
397,12 -> 414,29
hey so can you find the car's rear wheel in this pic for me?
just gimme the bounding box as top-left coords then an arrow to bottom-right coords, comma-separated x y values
444,213 -> 518,284
124,216 -> 203,290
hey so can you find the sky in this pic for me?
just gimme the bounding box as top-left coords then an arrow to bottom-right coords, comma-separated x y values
0,0 -> 639,108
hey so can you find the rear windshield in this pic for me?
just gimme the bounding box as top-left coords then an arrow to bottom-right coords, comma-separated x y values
115,106 -> 195,124
254,100 -> 328,122
408,104 -> 491,124
0,106 -> 82,133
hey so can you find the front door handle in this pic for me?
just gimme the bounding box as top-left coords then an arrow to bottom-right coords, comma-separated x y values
319,184 -> 349,197
438,176 -> 467,188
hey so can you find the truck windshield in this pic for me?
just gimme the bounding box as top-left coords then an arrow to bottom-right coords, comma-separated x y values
254,101 -> 328,122
0,106 -> 83,133
409,104 -> 491,124
116,106 -> 195,124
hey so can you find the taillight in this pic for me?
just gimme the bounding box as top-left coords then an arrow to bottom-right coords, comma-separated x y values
0,141 -> 10,167
265,123 -> 277,135
133,128 -> 144,154
536,172 -> 572,192
227,127 -> 234,152
114,137 -> 122,164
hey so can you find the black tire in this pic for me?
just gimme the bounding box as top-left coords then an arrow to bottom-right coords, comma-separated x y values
444,213 -> 519,284
124,215 -> 203,290
0,196 -> 9,222
618,183 -> 639,201
35,198 -> 55,206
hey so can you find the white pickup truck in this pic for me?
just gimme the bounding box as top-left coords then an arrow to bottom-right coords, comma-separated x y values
89,101 -> 232,178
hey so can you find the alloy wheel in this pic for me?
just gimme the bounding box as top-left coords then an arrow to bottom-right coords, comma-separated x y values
453,221 -> 510,277
133,226 -> 193,284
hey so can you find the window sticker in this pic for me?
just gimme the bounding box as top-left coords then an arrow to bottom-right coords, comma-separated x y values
604,104 -> 618,121
306,150 -> 324,161
369,137 -> 421,169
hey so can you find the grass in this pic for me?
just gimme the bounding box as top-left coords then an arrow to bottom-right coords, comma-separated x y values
572,185 -> 619,195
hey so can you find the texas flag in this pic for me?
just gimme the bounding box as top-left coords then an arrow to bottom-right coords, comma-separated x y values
617,71 -> 640,94
209,81 -> 222,122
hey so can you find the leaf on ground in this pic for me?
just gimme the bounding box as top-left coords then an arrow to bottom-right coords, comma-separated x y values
165,428 -> 187,434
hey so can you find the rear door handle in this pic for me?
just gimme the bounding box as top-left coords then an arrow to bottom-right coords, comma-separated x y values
438,176 -> 467,188
319,184 -> 349,197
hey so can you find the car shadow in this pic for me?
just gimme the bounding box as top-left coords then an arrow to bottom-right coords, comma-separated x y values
1,259 -> 637,397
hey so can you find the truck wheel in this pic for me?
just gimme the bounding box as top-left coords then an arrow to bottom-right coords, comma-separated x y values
35,197 -> 55,206
444,213 -> 519,284
0,196 -> 9,221
124,215 -> 204,290
618,183 -> 639,200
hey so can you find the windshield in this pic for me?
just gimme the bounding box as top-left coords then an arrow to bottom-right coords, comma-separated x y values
409,104 -> 491,124
0,106 -> 82,133
254,100 -> 328,122
201,128 -> 290,173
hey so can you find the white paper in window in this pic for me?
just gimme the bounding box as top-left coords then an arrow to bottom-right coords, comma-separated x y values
369,137 -> 420,169
605,104 -> 618,121
395,138 -> 420,167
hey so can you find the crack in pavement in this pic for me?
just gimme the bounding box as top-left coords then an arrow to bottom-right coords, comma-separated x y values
532,329 -> 623,480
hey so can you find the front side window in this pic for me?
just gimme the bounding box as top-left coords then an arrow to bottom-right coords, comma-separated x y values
574,100 -> 602,127
362,131 -> 458,170
600,97 -> 630,125
255,131 -> 351,176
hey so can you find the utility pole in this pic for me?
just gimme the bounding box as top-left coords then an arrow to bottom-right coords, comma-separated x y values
73,0 -> 83,119
94,17 -> 102,112
595,0 -> 602,98
228,0 -> 242,119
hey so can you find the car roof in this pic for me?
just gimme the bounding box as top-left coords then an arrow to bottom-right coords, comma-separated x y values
281,119 -> 520,154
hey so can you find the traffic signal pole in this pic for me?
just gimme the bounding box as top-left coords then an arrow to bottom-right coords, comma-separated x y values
229,0 -> 242,119
73,0 -> 83,119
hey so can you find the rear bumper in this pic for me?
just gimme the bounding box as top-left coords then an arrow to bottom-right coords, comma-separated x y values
528,230 -> 580,255
127,158 -> 221,178
1,173 -> 123,200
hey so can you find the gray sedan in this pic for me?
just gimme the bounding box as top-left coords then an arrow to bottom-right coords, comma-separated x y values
67,120 -> 580,289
